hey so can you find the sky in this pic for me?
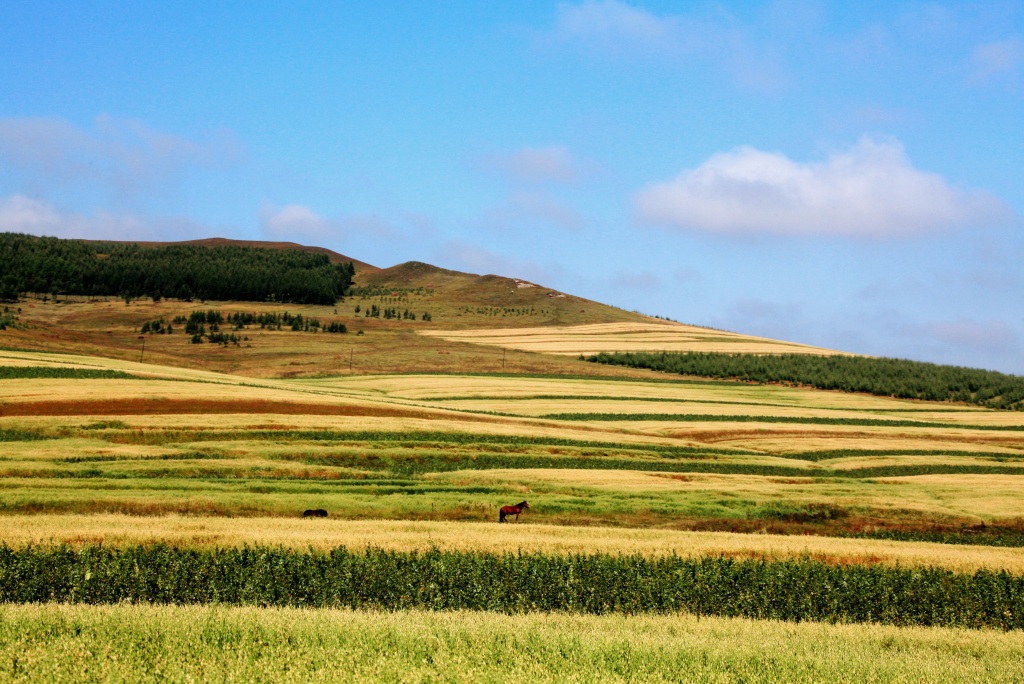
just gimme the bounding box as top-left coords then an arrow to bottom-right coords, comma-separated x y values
1,1 -> 1022,373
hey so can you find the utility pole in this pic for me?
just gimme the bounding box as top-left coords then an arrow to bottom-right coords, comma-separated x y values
138,335 -> 146,363
502,347 -> 506,370
349,347 -> 354,372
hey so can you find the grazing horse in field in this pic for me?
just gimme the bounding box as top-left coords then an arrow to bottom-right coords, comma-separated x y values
499,501 -> 529,523
303,509 -> 328,518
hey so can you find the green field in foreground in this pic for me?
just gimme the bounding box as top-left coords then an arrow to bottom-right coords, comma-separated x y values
1,605 -> 1021,683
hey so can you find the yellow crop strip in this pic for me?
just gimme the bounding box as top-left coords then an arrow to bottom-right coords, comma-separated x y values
418,321 -> 846,355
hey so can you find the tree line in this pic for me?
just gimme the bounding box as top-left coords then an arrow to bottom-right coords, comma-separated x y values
586,351 -> 1024,410
0,233 -> 355,305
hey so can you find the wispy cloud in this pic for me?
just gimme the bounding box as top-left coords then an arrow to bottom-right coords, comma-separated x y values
553,0 -> 678,53
0,194 -> 207,241
0,115 -> 242,201
259,203 -> 338,241
912,318 -> 1021,358
546,0 -> 789,92
635,137 -> 1009,238
971,37 -> 1023,81
479,190 -> 583,232
610,269 -> 661,289
259,203 -> 418,245
434,239 -> 561,284
480,145 -> 580,185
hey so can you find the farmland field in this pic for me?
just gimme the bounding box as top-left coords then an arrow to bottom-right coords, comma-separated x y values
2,297 -> 1024,680
418,321 -> 844,355
3,605 -> 1022,683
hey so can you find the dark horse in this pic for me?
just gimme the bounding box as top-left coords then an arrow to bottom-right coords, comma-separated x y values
302,509 -> 328,518
499,501 -> 529,523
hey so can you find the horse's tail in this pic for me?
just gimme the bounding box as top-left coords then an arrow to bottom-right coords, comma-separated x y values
499,509 -> 506,523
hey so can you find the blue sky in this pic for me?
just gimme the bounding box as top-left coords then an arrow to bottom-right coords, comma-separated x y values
1,1 -> 1022,372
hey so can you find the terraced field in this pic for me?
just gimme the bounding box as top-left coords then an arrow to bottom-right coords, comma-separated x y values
2,333 -> 1023,680
2,347 -> 1023,539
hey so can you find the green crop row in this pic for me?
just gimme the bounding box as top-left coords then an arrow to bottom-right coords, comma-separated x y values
0,545 -> 1021,629
540,412 -> 1024,431
259,453 -> 1024,480
84,427 -> 754,456
849,527 -> 1024,548
0,366 -> 135,380
783,449 -> 1024,462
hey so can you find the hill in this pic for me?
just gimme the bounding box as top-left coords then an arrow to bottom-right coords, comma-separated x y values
0,236 -> 844,377
357,260 -> 642,328
0,233 -> 356,305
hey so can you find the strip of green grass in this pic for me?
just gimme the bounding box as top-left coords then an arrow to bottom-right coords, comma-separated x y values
785,449 -> 1024,462
10,451 -> 1024,480
89,428 -> 756,456
0,429 -> 47,443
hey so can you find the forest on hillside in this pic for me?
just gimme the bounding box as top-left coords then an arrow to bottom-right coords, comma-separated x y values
0,233 -> 355,305
587,351 -> 1024,410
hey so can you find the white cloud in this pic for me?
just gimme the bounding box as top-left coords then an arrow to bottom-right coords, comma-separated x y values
0,115 -> 242,200
481,146 -> 580,184
635,137 -> 1009,238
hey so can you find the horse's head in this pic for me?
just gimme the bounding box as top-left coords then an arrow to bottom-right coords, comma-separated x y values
519,501 -> 529,509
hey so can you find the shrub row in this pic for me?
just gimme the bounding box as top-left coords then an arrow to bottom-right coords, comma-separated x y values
0,546 -> 1020,629
0,366 -> 135,380
586,352 -> 1024,410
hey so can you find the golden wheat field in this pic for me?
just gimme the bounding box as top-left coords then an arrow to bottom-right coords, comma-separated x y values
418,321 -> 845,355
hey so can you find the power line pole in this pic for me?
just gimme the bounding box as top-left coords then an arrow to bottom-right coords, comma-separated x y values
138,336 -> 146,363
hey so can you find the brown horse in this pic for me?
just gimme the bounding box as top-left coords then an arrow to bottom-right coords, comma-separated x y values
499,501 -> 529,523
